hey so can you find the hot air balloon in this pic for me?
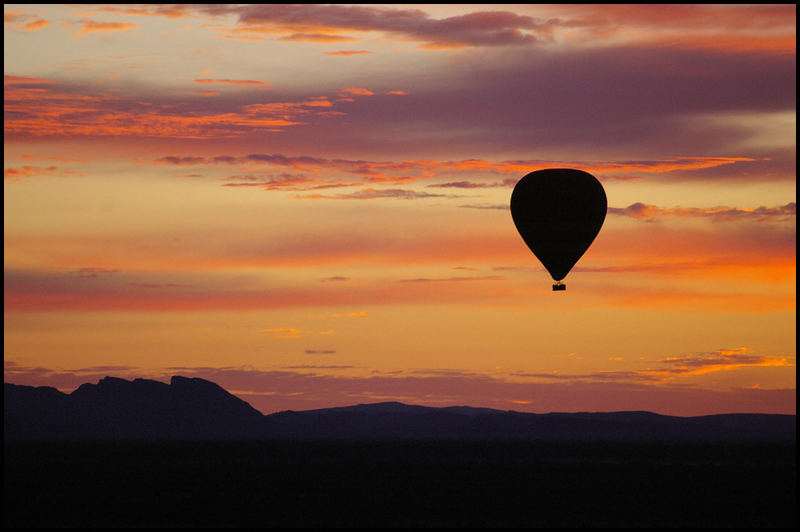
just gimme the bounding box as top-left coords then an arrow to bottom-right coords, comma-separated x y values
510,169 -> 606,291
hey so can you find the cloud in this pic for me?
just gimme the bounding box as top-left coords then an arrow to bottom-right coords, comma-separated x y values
69,19 -> 137,37
4,165 -> 56,181
4,11 -> 50,32
609,202 -> 796,222
653,347 -> 794,377
84,5 -> 191,19
399,276 -> 504,283
75,267 -> 119,278
304,350 -> 337,355
296,188 -> 454,200
195,79 -> 270,86
4,161 -> 86,183
339,87 -> 374,97
514,348 -> 795,383
282,365 -> 353,370
3,77 -> 351,139
9,8 -> 791,163
261,328 -> 302,339
4,11 -> 24,23
458,204 -> 509,210
153,156 -> 207,166
25,19 -> 50,31
325,50 -> 373,56
428,180 -> 509,189
549,4 -> 796,53
81,4 -> 795,53
320,276 -> 350,282
128,283 -> 187,289
277,42 -> 793,158
221,173 -> 318,190
6,53 -> 791,171
4,206 -> 795,313
201,4 -> 549,49
278,33 -> 356,43
145,152 -> 764,186
509,348 -> 794,384
3,75 -> 53,85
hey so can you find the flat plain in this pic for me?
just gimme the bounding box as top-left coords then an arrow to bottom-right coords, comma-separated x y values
4,440 -> 795,528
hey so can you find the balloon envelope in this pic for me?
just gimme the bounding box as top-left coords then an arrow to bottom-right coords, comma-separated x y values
510,169 -> 607,282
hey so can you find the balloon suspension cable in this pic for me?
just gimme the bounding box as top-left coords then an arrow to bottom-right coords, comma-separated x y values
552,281 -> 566,291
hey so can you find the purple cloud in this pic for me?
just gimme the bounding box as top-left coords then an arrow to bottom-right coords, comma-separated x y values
608,202 -> 796,221
215,4 -> 548,48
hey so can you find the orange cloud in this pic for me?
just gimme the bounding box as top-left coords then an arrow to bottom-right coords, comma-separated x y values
3,11 -> 22,23
339,87 -> 374,96
653,34 -> 797,54
3,77 -> 347,139
4,11 -> 50,32
552,4 -> 796,53
278,32 -> 357,43
24,19 -> 49,31
261,328 -> 302,338
4,165 -> 83,183
652,347 -> 794,378
70,19 -> 137,37
4,75 -> 53,85
87,6 -> 190,19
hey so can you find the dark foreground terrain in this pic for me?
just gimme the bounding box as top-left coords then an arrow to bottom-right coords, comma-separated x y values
5,440 -> 795,528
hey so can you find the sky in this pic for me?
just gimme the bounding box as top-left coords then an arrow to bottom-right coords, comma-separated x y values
4,4 -> 796,416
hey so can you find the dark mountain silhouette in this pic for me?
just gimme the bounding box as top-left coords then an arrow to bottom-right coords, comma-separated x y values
4,376 -> 265,440
4,376 -> 796,442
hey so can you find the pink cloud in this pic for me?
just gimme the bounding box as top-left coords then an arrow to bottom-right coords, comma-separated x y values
195,79 -> 269,86
399,276 -> 505,283
609,202 -> 796,222
325,50 -> 373,56
339,87 -> 374,96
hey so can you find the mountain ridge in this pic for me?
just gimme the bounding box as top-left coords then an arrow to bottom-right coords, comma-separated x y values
4,376 -> 796,443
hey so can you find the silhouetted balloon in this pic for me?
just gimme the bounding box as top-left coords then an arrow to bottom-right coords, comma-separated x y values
510,169 -> 606,289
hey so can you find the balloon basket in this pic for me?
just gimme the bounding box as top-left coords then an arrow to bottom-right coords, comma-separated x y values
552,282 -> 566,291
